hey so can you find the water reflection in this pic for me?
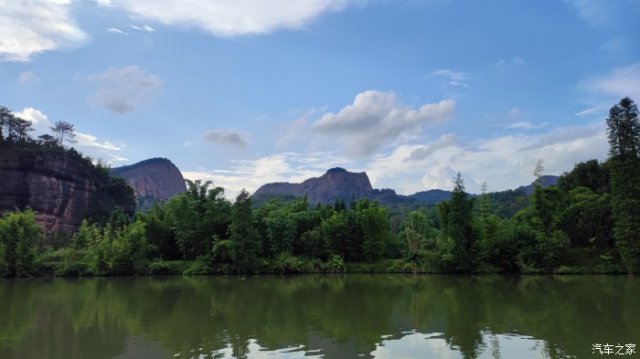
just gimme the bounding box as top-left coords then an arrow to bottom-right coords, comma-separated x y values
0,275 -> 638,359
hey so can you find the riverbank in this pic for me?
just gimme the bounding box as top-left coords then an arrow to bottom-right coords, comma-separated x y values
27,246 -> 626,277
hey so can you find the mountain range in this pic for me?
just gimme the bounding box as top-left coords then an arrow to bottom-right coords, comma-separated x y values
253,167 -> 559,208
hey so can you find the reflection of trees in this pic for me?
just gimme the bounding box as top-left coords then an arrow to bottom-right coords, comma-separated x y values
0,275 -> 638,359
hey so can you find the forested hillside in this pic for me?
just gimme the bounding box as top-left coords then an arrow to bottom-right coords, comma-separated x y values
0,98 -> 639,276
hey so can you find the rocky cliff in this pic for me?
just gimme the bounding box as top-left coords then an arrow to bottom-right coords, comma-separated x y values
0,144 -> 134,235
254,167 -> 373,204
110,158 -> 186,210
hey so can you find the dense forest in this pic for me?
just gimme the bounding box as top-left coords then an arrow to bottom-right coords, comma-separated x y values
0,98 -> 639,276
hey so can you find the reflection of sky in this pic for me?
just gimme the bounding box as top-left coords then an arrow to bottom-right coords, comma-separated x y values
150,332 -> 554,359
182,339 -> 323,359
370,332 -> 550,359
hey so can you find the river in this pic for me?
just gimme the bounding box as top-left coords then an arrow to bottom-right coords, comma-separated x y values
0,275 -> 638,358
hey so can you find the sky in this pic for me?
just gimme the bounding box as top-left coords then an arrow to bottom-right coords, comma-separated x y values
1,0 -> 639,198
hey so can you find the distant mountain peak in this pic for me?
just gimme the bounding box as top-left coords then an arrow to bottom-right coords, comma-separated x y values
254,168 -> 372,204
327,167 -> 348,174
110,158 -> 186,210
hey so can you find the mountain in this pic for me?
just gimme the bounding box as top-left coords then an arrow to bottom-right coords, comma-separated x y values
0,142 -> 135,235
514,175 -> 559,196
253,168 -> 561,211
253,167 -> 373,204
110,158 -> 186,210
408,189 -> 453,204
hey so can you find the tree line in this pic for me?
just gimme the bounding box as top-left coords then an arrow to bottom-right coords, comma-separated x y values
0,98 -> 638,276
0,106 -> 77,146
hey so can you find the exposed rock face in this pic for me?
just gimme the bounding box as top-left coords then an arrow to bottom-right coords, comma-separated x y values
253,167 -> 373,204
110,158 -> 186,210
0,151 -> 98,234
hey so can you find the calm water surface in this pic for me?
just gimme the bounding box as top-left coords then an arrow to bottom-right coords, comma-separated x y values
0,275 -> 638,358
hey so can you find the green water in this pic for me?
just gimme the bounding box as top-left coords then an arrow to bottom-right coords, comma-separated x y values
0,275 -> 638,359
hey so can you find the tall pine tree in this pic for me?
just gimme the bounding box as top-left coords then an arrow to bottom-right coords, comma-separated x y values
438,172 -> 475,272
606,97 -> 640,273
230,189 -> 260,272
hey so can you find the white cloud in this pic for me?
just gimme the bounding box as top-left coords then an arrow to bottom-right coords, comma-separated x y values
183,120 -> 607,199
311,90 -> 455,156
17,71 -> 40,86
106,27 -> 129,35
428,69 -> 472,87
130,24 -> 156,33
15,107 -> 126,164
366,121 -> 607,194
575,106 -> 606,117
588,62 -> 640,101
405,133 -> 456,162
183,152 -> 351,199
95,0 -> 360,37
0,0 -> 86,61
504,121 -> 548,130
493,56 -> 524,68
508,107 -> 521,118
203,129 -> 249,148
75,132 -> 123,151
565,0 -> 614,26
84,66 -> 163,113
14,107 -> 51,131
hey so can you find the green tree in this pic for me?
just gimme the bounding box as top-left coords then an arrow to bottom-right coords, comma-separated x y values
50,120 -> 76,146
401,210 -> 437,258
357,200 -> 389,263
606,97 -> 640,272
558,159 -> 609,194
560,187 -> 613,248
13,117 -> 33,142
165,180 -> 231,259
513,165 -> 569,272
0,106 -> 10,141
0,106 -> 18,142
0,210 -> 43,276
607,97 -> 640,158
230,189 -> 259,271
438,172 -> 476,272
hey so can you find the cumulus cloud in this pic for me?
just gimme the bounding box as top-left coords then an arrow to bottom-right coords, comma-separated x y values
366,121 -> 607,194
84,66 -> 163,113
203,129 -> 249,148
14,107 -> 51,130
95,0 -> 359,37
588,62 -> 640,101
405,133 -> 456,162
311,90 -> 455,156
428,69 -> 472,87
0,0 -> 86,61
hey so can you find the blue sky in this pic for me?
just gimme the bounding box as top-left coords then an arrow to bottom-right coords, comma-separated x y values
2,0 -> 639,197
